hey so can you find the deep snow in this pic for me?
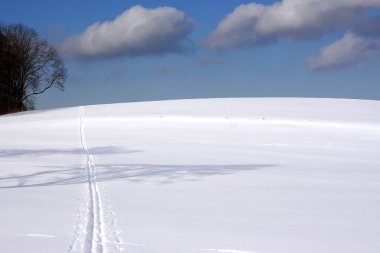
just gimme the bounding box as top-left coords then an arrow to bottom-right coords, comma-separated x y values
0,98 -> 379,253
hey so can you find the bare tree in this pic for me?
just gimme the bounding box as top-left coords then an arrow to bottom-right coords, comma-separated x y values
0,23 -> 67,114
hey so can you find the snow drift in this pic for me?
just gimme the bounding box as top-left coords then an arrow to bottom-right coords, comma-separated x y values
0,98 -> 379,253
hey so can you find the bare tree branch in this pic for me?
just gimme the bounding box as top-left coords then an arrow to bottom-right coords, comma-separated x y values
22,78 -> 55,102
0,23 -> 67,114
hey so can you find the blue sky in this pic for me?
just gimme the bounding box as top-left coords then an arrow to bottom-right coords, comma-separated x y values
1,0 -> 380,109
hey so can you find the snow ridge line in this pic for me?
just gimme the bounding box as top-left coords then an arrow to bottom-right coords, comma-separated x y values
79,107 -> 105,253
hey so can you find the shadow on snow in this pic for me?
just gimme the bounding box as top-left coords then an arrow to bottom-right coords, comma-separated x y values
0,163 -> 275,188
0,146 -> 139,157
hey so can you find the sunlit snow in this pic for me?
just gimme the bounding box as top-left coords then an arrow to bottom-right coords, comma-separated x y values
0,98 -> 379,253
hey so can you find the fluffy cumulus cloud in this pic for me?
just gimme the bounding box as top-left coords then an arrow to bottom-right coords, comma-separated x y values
205,3 -> 268,49
60,5 -> 195,60
205,0 -> 380,50
308,32 -> 380,70
205,0 -> 380,70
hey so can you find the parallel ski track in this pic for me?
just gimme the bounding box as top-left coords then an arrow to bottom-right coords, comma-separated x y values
79,107 -> 106,253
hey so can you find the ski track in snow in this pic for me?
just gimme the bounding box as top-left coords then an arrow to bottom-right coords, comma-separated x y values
69,107 -> 122,253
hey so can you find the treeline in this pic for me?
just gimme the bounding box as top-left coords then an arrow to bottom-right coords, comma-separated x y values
0,23 -> 67,115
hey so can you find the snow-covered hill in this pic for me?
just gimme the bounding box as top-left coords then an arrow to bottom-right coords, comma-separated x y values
0,98 -> 379,253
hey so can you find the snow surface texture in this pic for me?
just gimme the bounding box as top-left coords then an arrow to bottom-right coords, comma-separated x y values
0,98 -> 379,253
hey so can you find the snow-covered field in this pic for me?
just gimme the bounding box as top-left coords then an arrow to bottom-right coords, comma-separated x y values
0,98 -> 379,253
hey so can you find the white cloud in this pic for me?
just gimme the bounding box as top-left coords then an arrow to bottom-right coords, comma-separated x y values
204,3 -> 267,49
205,0 -> 380,50
308,32 -> 380,70
60,5 -> 195,60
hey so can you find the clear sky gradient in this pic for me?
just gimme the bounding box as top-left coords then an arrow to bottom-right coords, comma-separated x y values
1,0 -> 379,109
